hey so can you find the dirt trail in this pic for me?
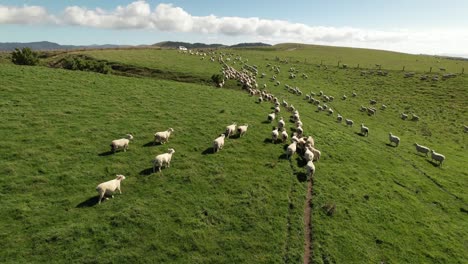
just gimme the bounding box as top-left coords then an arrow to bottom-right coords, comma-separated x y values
303,178 -> 313,264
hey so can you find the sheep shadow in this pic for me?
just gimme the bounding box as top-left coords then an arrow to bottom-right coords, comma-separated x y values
426,159 -> 441,167
296,157 -> 308,168
76,196 -> 100,208
355,132 -> 366,137
264,138 -> 273,144
143,141 -> 158,147
261,120 -> 272,124
139,167 -> 155,176
98,151 -> 114,156
385,143 -> 397,148
278,153 -> 289,160
229,134 -> 241,139
202,147 -> 214,155
295,172 -> 308,183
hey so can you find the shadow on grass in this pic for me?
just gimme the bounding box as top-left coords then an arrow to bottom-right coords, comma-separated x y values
143,141 -> 157,147
295,172 -> 308,183
263,138 -> 273,143
355,132 -> 366,137
386,143 -> 397,148
202,147 -> 214,155
76,196 -> 100,208
278,153 -> 289,160
229,134 -> 240,139
426,159 -> 441,167
296,157 -> 307,167
261,120 -> 271,124
139,167 -> 154,176
98,151 -> 114,156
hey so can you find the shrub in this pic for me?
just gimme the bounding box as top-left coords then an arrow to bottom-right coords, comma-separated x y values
11,47 -> 39,66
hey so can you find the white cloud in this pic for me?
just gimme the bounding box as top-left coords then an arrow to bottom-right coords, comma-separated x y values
0,4 -> 54,24
1,1 -> 467,55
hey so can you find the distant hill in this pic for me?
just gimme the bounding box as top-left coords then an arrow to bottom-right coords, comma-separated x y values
153,41 -> 226,49
153,41 -> 271,49
0,41 -> 122,51
229,42 -> 271,48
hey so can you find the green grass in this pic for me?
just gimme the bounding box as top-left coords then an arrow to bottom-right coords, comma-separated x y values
1,44 -> 467,263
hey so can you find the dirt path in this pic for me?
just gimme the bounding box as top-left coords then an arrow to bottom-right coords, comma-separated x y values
303,178 -> 313,264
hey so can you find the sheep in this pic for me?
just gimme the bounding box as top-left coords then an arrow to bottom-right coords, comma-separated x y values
337,114 -> 343,123
278,117 -> 285,129
154,128 -> 174,145
306,160 -> 315,177
381,104 -> 387,110
361,123 -> 369,136
295,120 -> 303,128
352,91 -> 357,97
401,113 -> 408,120
96,174 -> 126,204
303,147 -> 315,162
342,95 -> 347,100
286,141 -> 297,159
328,108 -> 334,115
414,143 -> 430,156
464,125 -> 468,133
153,148 -> 176,173
296,126 -> 304,138
411,114 -> 420,121
305,136 -> 315,148
431,150 -> 445,167
281,128 -> 289,142
271,127 -> 279,143
268,112 -> 276,123
388,132 -> 400,146
274,106 -> 281,113
370,99 -> 377,105
367,108 -> 376,116
225,123 -> 237,138
213,134 -> 226,153
237,124 -> 248,137
309,146 -> 321,162
110,134 -> 133,153
345,119 -> 354,127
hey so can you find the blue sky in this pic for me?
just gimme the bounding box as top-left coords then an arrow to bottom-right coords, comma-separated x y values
1,0 -> 467,55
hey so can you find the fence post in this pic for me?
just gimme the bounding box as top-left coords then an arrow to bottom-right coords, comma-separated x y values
429,67 -> 432,73
462,68 -> 465,74
402,66 -> 405,71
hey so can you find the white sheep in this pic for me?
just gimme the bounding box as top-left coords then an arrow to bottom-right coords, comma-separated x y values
337,114 -> 343,123
414,143 -> 430,156
272,127 -> 279,143
268,112 -> 276,123
345,119 -> 354,127
303,147 -> 315,162
389,132 -> 400,146
401,113 -> 408,120
281,128 -> 289,142
296,126 -> 304,137
306,160 -> 315,177
411,114 -> 420,121
308,146 -> 321,162
305,136 -> 315,148
361,123 -> 369,136
213,134 -> 226,153
110,134 -> 133,153
278,117 -> 285,129
225,123 -> 237,138
153,148 -> 176,173
237,125 -> 248,137
431,150 -> 445,167
96,174 -> 126,204
328,108 -> 334,115
154,128 -> 174,145
464,125 -> 468,133
295,120 -> 303,128
286,141 -> 297,159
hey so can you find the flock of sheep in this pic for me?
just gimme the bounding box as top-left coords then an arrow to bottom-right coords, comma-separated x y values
97,49 -> 454,204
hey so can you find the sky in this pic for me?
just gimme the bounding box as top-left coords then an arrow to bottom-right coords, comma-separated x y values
1,0 -> 468,56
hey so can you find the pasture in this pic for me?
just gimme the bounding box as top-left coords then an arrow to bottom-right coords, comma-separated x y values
0,44 -> 467,263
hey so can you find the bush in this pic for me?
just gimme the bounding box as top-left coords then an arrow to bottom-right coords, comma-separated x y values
11,47 -> 39,66
211,74 -> 224,84
61,56 -> 111,74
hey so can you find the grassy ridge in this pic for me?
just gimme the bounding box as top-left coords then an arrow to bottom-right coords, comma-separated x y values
0,63 -> 307,263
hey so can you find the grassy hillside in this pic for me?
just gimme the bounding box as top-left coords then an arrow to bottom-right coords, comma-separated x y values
0,64 -> 307,263
1,44 -> 467,263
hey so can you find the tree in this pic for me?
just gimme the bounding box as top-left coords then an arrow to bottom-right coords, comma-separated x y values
11,47 -> 39,66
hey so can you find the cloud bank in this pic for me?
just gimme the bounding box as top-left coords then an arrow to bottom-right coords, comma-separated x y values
1,1 -> 467,55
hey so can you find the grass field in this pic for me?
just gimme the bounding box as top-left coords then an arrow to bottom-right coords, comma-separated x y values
1,44 -> 467,263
